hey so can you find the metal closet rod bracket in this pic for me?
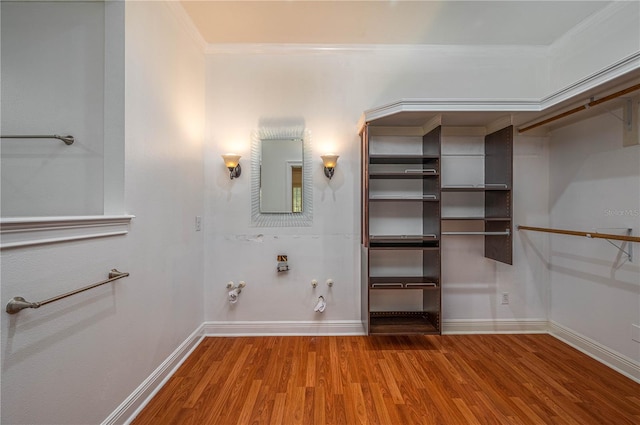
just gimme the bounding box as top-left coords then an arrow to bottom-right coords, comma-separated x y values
594,228 -> 633,262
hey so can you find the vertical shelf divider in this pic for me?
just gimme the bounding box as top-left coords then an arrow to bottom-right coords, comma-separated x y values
484,125 -> 513,264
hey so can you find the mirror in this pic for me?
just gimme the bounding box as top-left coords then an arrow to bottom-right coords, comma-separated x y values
251,123 -> 312,227
260,138 -> 303,213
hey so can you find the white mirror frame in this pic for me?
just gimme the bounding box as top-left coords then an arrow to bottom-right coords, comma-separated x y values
251,126 -> 313,227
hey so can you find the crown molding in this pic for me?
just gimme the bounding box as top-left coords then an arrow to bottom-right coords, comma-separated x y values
165,0 -> 207,53
205,43 -> 548,55
361,54 -> 640,130
549,1 -> 632,56
540,51 -> 640,109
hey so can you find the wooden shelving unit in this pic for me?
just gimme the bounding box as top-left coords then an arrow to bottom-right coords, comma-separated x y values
439,125 -> 513,264
361,126 -> 442,335
360,117 -> 514,335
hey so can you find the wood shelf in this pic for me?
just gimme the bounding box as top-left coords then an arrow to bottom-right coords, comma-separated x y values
370,172 -> 439,179
441,186 -> 510,192
369,154 -> 439,163
441,216 -> 511,221
369,235 -> 440,248
370,276 -> 440,289
369,195 -> 439,202
369,312 -> 439,335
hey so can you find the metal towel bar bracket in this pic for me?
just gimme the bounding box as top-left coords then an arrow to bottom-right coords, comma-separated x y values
5,269 -> 129,314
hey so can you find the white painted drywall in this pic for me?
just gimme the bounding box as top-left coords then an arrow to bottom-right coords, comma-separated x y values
1,1 -> 106,217
442,133 -> 550,322
547,109 -> 640,362
203,45 -> 549,324
549,1 -> 640,95
0,2 -> 206,424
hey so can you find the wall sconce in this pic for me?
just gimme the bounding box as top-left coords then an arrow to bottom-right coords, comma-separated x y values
321,154 -> 339,179
221,153 -> 241,179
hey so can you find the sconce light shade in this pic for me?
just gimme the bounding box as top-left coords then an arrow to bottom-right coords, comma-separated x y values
221,153 -> 241,179
321,154 -> 339,179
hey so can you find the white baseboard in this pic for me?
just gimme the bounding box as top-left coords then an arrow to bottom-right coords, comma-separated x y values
443,319 -> 549,334
548,321 -> 640,384
101,324 -> 206,425
202,320 -> 365,336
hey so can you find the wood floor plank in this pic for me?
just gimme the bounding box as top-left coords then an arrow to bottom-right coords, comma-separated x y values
268,392 -> 286,425
235,379 -> 262,425
370,382 -> 396,425
283,385 -> 306,425
313,384 -> 327,425
131,334 -> 640,425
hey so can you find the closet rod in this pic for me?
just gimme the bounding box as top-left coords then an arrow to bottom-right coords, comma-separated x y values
518,83 -> 640,133
0,134 -> 74,145
517,225 -> 640,243
5,269 -> 129,314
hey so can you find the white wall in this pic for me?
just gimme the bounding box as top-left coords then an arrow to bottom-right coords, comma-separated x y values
549,1 -> 640,95
0,2 -> 206,424
203,45 -> 548,326
1,1 -> 106,216
442,133 -> 550,323
547,109 -> 640,362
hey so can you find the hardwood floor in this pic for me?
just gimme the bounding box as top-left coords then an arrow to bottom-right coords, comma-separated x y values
132,334 -> 640,424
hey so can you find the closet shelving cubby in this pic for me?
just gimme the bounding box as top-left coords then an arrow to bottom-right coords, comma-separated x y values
362,126 -> 443,335
359,76 -> 639,335
360,113 -> 514,335
440,125 -> 513,265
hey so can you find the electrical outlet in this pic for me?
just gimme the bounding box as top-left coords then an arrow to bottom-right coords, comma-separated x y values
195,216 -> 202,231
501,292 -> 509,305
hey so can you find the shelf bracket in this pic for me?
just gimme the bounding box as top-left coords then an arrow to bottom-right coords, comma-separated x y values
594,228 -> 633,262
622,95 -> 639,147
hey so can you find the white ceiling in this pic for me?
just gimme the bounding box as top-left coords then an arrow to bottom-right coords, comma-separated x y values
180,0 -> 612,45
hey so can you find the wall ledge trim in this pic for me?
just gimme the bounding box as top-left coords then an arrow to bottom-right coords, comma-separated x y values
101,324 -> 206,425
549,320 -> 640,383
0,215 -> 135,249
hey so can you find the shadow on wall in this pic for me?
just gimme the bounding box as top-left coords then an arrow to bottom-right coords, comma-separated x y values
550,249 -> 639,290
548,109 -> 631,209
2,288 -> 117,372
